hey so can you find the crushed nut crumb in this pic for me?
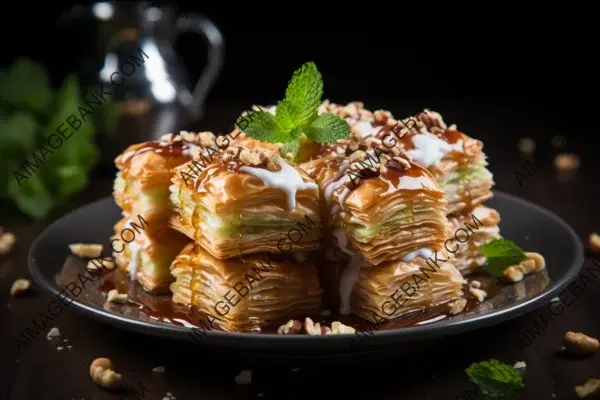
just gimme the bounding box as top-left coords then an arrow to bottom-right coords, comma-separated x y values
10,279 -> 31,296
69,243 -> 103,259
589,233 -> 600,254
47,327 -> 61,340
90,357 -> 121,389
576,378 -> 600,398
0,232 -> 16,255
106,289 -> 128,305
152,366 -> 165,373
564,331 -> 600,355
449,298 -> 467,315
330,321 -> 356,334
469,280 -> 481,288
276,319 -> 303,335
469,287 -> 487,302
503,253 -> 545,283
304,317 -> 322,336
513,361 -> 526,369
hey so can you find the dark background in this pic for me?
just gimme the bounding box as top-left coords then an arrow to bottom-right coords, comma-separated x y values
1,1 -> 600,399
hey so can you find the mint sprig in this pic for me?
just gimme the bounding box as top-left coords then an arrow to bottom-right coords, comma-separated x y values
235,62 -> 349,160
480,239 -> 527,277
466,359 -> 524,397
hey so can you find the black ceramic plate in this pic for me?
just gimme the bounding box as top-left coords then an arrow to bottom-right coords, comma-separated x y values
29,191 -> 584,357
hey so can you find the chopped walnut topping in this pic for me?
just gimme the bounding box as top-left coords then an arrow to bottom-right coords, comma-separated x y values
469,287 -> 487,302
159,133 -> 175,142
321,326 -> 333,335
69,243 -> 103,259
449,298 -> 467,315
564,331 -> 600,355
576,378 -> 600,398
304,317 -> 322,336
330,321 -> 356,334
198,131 -> 217,148
90,357 -> 121,389
0,232 -> 16,255
589,233 -> 600,254
277,319 -> 303,335
373,110 -> 392,125
106,289 -> 128,305
221,146 -> 281,172
10,279 -> 31,296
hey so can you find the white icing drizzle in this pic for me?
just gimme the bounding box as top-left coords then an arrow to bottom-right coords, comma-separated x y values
405,132 -> 464,167
128,241 -> 141,280
402,248 -> 434,262
323,160 -> 350,205
240,159 -> 318,210
352,120 -> 381,139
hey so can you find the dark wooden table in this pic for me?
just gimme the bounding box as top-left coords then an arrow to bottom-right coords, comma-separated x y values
1,99 -> 599,400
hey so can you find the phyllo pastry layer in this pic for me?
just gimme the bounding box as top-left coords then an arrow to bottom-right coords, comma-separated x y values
350,251 -> 466,322
170,243 -> 323,332
113,131 -> 219,221
447,205 -> 501,275
170,146 -> 322,259
112,216 -> 191,293
301,151 -> 448,266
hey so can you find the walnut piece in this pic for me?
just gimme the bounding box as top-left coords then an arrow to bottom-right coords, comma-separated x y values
10,279 -> 31,296
304,317 -> 322,336
564,331 -> 600,355
503,253 -> 545,283
0,232 -> 16,255
469,287 -> 487,302
234,370 -> 252,385
277,319 -> 303,335
69,243 -> 103,259
576,378 -> 600,398
554,153 -> 580,172
469,280 -> 481,288
106,289 -> 128,305
449,298 -> 467,315
90,357 -> 121,389
589,233 -> 600,254
330,321 -> 356,334
46,327 -> 61,340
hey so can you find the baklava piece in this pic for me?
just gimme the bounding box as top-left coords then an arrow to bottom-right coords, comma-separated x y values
170,243 -> 323,332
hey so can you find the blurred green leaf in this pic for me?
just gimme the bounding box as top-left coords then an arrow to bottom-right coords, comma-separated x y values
0,59 -> 52,113
7,172 -> 55,219
0,110 -> 39,152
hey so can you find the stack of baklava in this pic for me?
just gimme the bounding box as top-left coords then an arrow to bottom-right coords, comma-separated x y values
314,101 -> 501,276
299,144 -> 467,322
168,143 -> 324,332
112,133 -> 197,292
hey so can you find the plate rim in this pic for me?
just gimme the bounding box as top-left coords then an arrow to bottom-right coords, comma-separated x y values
28,190 -> 585,346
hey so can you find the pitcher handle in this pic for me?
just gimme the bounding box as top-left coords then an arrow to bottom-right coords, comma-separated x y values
174,13 -> 224,119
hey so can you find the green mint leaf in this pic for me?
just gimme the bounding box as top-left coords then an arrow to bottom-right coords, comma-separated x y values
480,239 -> 527,277
279,61 -> 323,128
466,359 -> 524,397
236,109 -> 291,143
305,113 -> 350,144
280,137 -> 302,162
